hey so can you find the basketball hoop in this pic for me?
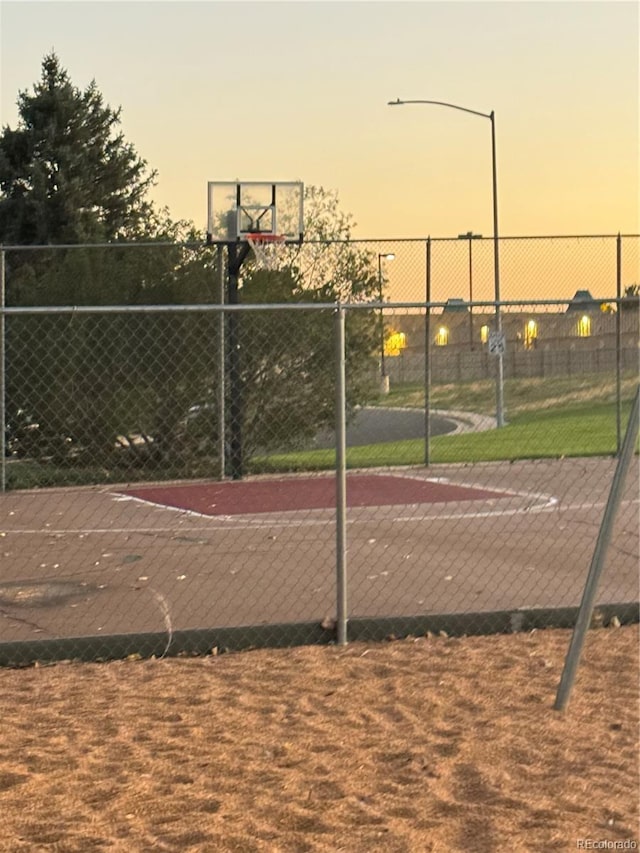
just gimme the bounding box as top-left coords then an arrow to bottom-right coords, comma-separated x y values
245,233 -> 287,271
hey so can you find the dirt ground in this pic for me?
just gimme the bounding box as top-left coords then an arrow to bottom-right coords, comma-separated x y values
0,625 -> 637,853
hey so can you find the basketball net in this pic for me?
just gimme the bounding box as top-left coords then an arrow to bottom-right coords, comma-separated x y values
245,233 -> 287,271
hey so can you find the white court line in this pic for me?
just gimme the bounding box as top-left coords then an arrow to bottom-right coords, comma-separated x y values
392,498 -> 558,523
383,470 -> 528,501
111,493 -> 237,522
392,496 -> 639,523
6,498 -> 639,535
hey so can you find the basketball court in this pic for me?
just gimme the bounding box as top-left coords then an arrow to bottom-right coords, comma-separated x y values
1,183 -> 637,655
1,459 -> 637,651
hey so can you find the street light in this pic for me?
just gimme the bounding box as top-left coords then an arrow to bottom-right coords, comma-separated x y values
377,252 -> 395,394
458,231 -> 482,350
388,98 -> 505,427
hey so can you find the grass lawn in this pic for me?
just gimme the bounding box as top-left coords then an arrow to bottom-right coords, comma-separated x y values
251,398 -> 636,473
5,374 -> 637,487
375,373 -> 639,417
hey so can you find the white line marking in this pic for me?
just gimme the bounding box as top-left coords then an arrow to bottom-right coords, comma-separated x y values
392,496 -> 639,523
5,497 -> 639,535
112,493 -> 233,521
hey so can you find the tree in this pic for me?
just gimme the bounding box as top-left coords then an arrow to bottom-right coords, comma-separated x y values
620,284 -> 639,311
5,237 -> 223,476
222,186 -> 381,465
1,55 -> 222,479
291,186 -> 380,302
0,52 -> 156,245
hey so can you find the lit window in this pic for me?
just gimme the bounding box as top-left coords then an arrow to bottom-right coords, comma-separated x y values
384,331 -> 407,357
577,315 -> 591,337
480,325 -> 489,344
524,319 -> 538,349
435,326 -> 449,346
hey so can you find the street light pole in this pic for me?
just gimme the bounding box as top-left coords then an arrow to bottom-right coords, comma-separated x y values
389,98 -> 505,427
377,252 -> 395,395
458,231 -> 482,350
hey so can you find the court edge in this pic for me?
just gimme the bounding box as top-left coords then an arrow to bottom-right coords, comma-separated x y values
0,602 -> 636,668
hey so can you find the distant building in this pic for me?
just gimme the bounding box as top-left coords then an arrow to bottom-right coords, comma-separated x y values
443,298 -> 469,313
566,289 -> 600,313
385,296 -> 638,355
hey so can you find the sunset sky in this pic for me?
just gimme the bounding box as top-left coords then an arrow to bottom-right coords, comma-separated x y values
1,1 -> 638,300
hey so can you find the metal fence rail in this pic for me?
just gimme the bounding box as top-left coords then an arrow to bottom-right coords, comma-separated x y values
0,236 -> 638,665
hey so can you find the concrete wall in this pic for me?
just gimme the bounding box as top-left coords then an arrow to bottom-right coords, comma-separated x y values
385,346 -> 638,385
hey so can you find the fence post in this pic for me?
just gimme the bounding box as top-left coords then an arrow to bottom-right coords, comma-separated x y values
616,233 -> 622,455
0,249 -> 5,493
216,245 -> 226,479
334,305 -> 348,645
424,237 -> 432,467
554,384 -> 640,712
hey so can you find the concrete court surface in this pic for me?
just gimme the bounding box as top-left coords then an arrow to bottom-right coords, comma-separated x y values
0,457 -> 638,645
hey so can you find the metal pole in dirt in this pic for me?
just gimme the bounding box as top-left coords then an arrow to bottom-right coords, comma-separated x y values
615,233 -> 622,455
424,237 -> 432,467
0,249 -> 5,493
334,305 -> 348,645
554,384 -> 640,712
216,244 -> 226,479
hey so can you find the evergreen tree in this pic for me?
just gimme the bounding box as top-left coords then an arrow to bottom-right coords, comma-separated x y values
0,52 -> 156,244
0,54 -> 221,476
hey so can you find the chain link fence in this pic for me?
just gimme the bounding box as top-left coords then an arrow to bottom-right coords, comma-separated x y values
0,236 -> 638,665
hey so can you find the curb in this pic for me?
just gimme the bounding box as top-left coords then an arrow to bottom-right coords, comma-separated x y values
0,602 -> 636,667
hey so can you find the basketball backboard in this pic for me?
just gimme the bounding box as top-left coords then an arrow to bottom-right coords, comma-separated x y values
207,181 -> 304,244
